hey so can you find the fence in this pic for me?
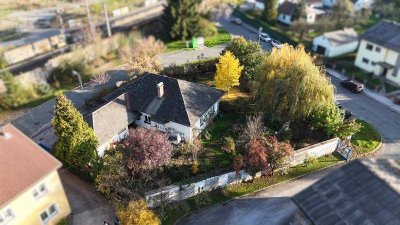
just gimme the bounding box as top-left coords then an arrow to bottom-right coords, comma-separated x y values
145,138 -> 340,207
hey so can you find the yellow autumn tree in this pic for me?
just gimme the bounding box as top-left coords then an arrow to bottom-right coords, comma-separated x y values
215,50 -> 244,92
116,200 -> 160,225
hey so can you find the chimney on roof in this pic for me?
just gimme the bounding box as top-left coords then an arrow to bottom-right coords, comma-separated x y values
0,126 -> 11,139
157,82 -> 164,98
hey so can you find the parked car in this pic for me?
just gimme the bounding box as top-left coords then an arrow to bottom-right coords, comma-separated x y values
260,32 -> 271,42
337,103 -> 352,119
230,18 -> 243,25
271,39 -> 283,48
340,80 -> 363,93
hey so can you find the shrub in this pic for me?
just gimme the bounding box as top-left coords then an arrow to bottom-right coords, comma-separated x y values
49,57 -> 91,88
192,192 -> 211,210
232,154 -> 244,173
34,82 -> 52,95
116,200 -> 160,225
192,160 -> 199,175
123,127 -> 173,171
223,136 -> 236,155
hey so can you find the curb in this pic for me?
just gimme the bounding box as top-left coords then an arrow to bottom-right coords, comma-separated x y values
173,160 -> 344,225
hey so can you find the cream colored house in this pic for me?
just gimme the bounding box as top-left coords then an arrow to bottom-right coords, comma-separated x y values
354,20 -> 400,85
313,28 -> 359,57
0,124 -> 71,225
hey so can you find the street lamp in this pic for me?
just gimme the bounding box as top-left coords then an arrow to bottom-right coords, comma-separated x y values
72,70 -> 83,90
258,27 -> 263,43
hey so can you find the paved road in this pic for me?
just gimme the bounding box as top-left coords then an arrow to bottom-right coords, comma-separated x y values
59,169 -> 115,225
331,76 -> 400,159
177,164 -> 342,225
217,18 -> 272,52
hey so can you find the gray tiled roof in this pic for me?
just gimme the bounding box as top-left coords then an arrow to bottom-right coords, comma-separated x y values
90,94 -> 135,145
105,73 -> 224,127
278,1 -> 297,15
323,28 -> 358,46
361,20 -> 400,52
293,159 -> 400,225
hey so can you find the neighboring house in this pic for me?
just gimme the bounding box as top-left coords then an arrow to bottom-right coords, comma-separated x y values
0,124 -> 71,225
88,72 -> 224,155
294,159 -> 400,224
305,6 -> 325,24
354,20 -> 400,85
248,0 -> 297,10
323,0 -> 374,11
277,1 -> 324,25
312,28 -> 359,57
278,1 -> 297,25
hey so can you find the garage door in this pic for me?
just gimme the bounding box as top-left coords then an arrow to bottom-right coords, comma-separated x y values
316,45 -> 326,55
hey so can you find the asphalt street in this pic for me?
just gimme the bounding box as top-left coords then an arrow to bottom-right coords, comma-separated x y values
331,76 -> 400,159
177,164 -> 342,225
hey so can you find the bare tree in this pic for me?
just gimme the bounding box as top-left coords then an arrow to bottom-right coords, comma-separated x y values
89,73 -> 111,87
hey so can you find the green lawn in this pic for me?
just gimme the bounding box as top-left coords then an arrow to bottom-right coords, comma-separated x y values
351,119 -> 381,155
160,153 -> 343,225
165,29 -> 231,52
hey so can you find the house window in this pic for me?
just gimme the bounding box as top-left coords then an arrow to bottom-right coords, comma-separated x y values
0,209 -> 15,225
144,116 -> 151,124
366,43 -> 373,50
375,47 -> 381,53
40,204 -> 58,224
362,58 -> 369,64
371,61 -> 376,66
32,183 -> 48,199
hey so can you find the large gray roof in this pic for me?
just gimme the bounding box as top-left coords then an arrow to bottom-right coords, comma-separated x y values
361,20 -> 400,52
323,28 -> 358,46
278,1 -> 297,16
293,159 -> 400,225
105,73 -> 224,127
90,94 -> 135,145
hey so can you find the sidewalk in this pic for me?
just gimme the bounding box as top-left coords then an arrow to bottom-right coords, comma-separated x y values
326,68 -> 400,114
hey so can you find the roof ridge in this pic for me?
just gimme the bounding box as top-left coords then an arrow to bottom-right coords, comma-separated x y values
177,80 -> 195,126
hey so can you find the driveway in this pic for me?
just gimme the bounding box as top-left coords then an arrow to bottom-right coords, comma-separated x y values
59,169 -> 115,225
177,164 -> 341,225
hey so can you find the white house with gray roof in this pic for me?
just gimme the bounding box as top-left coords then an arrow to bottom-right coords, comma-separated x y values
354,20 -> 400,85
323,0 -> 374,11
88,72 -> 224,155
312,28 -> 359,57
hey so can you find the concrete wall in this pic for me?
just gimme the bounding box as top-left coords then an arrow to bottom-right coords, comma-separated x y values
11,35 -> 120,88
0,170 -> 71,225
145,138 -> 340,207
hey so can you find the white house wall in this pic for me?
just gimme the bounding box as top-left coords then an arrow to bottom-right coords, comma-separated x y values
193,101 -> 220,137
136,112 -> 192,142
323,0 -> 373,11
278,14 -> 292,25
313,35 -> 358,57
96,127 -> 129,156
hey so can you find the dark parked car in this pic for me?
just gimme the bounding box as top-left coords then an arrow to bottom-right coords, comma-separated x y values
337,103 -> 352,119
340,80 -> 363,93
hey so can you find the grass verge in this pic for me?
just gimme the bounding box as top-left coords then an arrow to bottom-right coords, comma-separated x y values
160,153 -> 343,225
351,119 -> 382,155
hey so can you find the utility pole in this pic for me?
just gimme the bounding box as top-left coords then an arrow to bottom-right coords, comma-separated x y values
85,0 -> 95,39
103,0 -> 112,37
72,70 -> 83,90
